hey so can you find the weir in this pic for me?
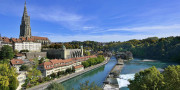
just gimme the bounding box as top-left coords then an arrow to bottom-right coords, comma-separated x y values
103,58 -> 124,90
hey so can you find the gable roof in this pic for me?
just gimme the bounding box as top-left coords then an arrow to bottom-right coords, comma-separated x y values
11,59 -> 24,65
39,55 -> 97,70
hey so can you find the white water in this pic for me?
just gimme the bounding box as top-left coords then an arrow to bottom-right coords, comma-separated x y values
142,59 -> 157,62
117,74 -> 135,88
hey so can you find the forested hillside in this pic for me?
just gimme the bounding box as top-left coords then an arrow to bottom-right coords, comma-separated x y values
105,36 -> 180,62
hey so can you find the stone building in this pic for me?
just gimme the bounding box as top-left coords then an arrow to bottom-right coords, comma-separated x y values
25,52 -> 47,59
20,1 -> 31,38
0,2 -> 51,46
42,46 -> 83,59
19,1 -> 51,45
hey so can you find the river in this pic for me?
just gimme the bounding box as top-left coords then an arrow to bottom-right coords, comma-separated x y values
62,57 -> 178,90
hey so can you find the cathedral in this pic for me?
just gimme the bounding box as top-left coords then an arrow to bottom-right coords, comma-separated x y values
18,1 -> 51,45
0,1 -> 51,52
20,1 -> 31,38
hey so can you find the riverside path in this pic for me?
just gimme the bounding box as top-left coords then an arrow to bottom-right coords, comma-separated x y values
27,57 -> 110,90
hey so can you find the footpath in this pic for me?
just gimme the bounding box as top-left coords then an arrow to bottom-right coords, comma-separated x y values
27,57 -> 110,90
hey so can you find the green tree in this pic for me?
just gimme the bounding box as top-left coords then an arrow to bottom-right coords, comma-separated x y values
163,65 -> 180,90
79,81 -> 102,90
14,49 -> 19,55
0,45 -> 14,61
0,64 -> 18,90
27,68 -> 42,85
20,65 -> 29,71
128,66 -> 164,90
20,50 -> 29,53
46,82 -> 65,90
82,62 -> 89,68
39,58 -> 45,64
9,76 -> 19,90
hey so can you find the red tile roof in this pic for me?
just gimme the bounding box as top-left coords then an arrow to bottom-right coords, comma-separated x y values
11,59 -> 24,65
74,65 -> 84,69
39,55 -> 97,70
1,36 -> 50,43
32,36 -> 49,40
40,62 -> 54,70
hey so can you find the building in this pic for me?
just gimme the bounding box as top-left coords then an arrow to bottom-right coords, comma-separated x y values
19,1 -> 51,45
25,52 -> 47,59
0,37 -> 42,52
42,45 -> 83,59
38,55 -> 96,77
10,59 -> 24,73
1,1 -> 51,46
15,53 -> 26,60
74,65 -> 84,73
14,42 -> 41,52
17,71 -> 27,90
20,1 -> 31,38
0,37 -> 13,51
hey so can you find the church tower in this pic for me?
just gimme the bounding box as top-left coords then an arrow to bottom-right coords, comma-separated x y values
20,0 -> 31,38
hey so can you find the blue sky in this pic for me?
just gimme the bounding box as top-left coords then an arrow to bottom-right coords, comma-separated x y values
1,0 -> 180,42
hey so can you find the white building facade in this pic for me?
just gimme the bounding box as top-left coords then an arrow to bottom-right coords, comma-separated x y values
39,55 -> 97,77
14,42 -> 41,52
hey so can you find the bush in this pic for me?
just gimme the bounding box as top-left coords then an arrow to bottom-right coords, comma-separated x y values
79,81 -> 102,90
0,45 -> 14,60
82,56 -> 105,68
128,65 -> 180,90
57,71 -> 65,76
46,82 -> 65,90
20,50 -> 29,53
20,65 -> 29,71
50,73 -> 57,79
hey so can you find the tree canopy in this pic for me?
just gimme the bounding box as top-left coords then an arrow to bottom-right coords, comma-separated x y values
82,55 -> 105,68
46,82 -> 65,90
0,45 -> 14,61
128,65 -> 180,90
79,81 -> 102,90
105,36 -> 180,62
0,64 -> 19,90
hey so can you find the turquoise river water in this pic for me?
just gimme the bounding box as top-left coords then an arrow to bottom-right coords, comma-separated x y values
62,56 -> 178,90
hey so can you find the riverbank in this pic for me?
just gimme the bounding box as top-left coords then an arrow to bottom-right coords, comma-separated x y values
27,57 -> 110,90
103,58 -> 124,90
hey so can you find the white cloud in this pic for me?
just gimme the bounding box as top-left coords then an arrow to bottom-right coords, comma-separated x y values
82,26 -> 95,30
106,24 -> 180,33
28,6 -> 90,31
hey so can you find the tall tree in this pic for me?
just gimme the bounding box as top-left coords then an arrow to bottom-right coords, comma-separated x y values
162,65 -> 180,90
0,45 -> 14,61
128,66 -> 164,90
9,76 -> 19,90
0,64 -> 18,90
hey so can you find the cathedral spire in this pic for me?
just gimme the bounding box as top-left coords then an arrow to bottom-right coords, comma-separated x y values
20,0 -> 32,38
23,0 -> 28,16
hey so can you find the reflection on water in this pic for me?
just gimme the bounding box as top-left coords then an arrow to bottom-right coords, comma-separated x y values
118,58 -> 178,90
62,56 -> 117,90
62,57 -> 177,90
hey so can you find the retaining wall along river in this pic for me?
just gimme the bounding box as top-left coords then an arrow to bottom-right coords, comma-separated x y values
27,57 -> 111,90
